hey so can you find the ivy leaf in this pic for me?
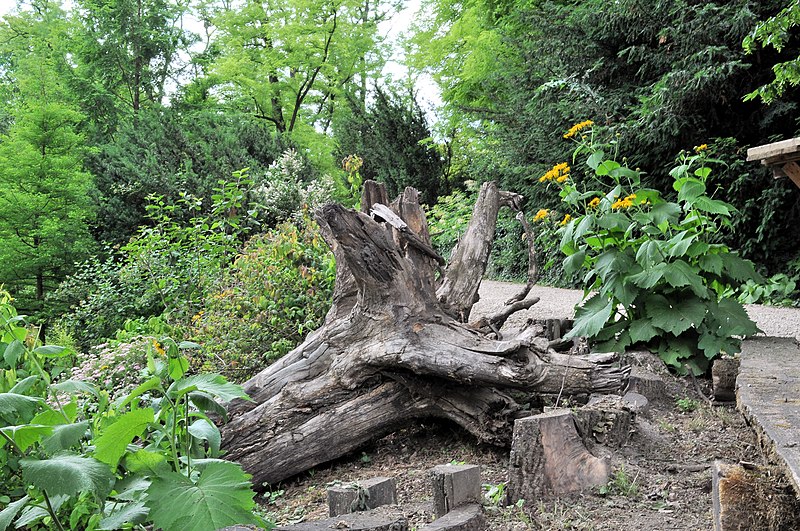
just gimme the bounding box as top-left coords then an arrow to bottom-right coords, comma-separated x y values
145,461 -> 260,531
93,408 -> 154,469
167,374 -> 249,403
565,294 -> 614,339
646,295 -> 707,336
20,454 -> 114,499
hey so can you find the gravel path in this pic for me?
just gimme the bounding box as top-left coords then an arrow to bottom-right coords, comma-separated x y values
475,279 -> 800,340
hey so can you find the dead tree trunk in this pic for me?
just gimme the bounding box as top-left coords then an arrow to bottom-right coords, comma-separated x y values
221,181 -> 628,486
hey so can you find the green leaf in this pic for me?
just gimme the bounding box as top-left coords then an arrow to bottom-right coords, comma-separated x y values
98,501 -> 149,531
712,298 -> 761,338
0,393 -> 42,423
565,294 -> 614,339
635,240 -> 663,268
178,341 -> 201,350
649,202 -> 681,226
629,319 -> 660,343
124,449 -> 170,476
693,196 -> 732,216
646,295 -> 707,336
666,231 -> 696,257
189,392 -> 229,423
694,166 -> 712,179
563,250 -> 586,277
0,495 -> 29,531
657,338 -> 697,373
3,340 -> 24,368
41,421 -> 89,454
629,263 -> 668,289
596,160 -> 621,176
698,331 -> 741,360
145,461 -> 259,531
188,419 -> 221,456
596,213 -> 629,231
698,253 -> 724,275
115,376 -> 162,410
587,150 -> 604,170
20,454 -> 114,499
93,408 -> 154,469
168,356 -> 189,380
167,374 -> 249,403
51,379 -> 99,398
32,345 -> 69,357
662,260 -> 708,298
9,375 -> 38,395
720,254 -> 763,283
0,425 -> 53,452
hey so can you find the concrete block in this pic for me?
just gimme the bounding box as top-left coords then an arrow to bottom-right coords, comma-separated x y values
420,503 -> 485,530
328,476 -> 397,517
430,464 -> 481,517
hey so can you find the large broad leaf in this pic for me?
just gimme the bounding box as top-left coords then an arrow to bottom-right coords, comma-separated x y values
645,295 -> 707,336
9,376 -> 39,395
114,376 -> 161,410
565,294 -> 614,340
0,393 -> 42,423
167,374 -> 249,403
145,461 -> 259,531
51,379 -> 99,398
98,501 -> 149,531
93,408 -> 154,469
0,425 -> 53,452
20,454 -> 114,499
675,177 -> 705,202
698,253 -> 724,276
3,340 -> 25,368
656,337 -> 697,373
662,260 -> 708,298
562,250 -> 586,277
635,240 -> 664,268
712,298 -> 761,338
629,262 -> 668,289
189,392 -> 229,423
41,421 -> 89,455
0,495 -> 29,531
188,419 -> 221,457
693,196 -> 732,216
32,345 -> 70,358
124,449 -> 170,476
629,319 -> 660,343
720,253 -> 763,283
666,231 -> 696,258
649,202 -> 681,226
698,331 -> 741,360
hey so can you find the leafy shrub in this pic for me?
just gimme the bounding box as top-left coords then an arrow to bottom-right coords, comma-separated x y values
426,186 -> 476,259
731,273 -> 798,306
191,219 -> 335,381
547,126 -> 761,374
251,149 -> 336,226
0,290 -> 270,530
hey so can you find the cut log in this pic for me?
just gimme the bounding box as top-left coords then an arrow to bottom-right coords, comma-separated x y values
221,181 -> 628,487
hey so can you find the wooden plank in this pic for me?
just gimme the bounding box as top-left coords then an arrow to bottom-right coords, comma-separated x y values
783,161 -> 800,188
761,153 -> 800,166
747,137 -> 800,161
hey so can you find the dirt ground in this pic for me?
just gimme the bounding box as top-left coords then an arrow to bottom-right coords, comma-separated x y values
257,281 -> 799,530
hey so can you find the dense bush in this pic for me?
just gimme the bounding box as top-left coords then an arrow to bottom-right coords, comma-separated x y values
191,219 -> 336,381
549,125 -> 761,374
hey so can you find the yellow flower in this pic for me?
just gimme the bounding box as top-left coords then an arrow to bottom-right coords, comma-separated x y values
533,209 -> 549,222
694,144 -> 708,153
538,162 -> 571,183
611,194 -> 636,210
588,197 -> 601,209
152,340 -> 166,356
563,120 -> 595,139
560,214 -> 572,226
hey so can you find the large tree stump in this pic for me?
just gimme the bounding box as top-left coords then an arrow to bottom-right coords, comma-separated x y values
221,181 -> 629,486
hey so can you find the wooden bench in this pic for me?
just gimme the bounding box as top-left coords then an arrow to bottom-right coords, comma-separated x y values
747,137 -> 800,188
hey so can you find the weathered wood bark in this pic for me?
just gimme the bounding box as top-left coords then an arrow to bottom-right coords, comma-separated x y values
221,181 -> 628,487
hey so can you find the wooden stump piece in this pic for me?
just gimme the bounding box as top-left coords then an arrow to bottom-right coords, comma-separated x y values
421,503 -> 486,530
430,464 -> 481,517
507,409 -> 610,503
712,357 -> 739,403
328,477 -> 398,517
